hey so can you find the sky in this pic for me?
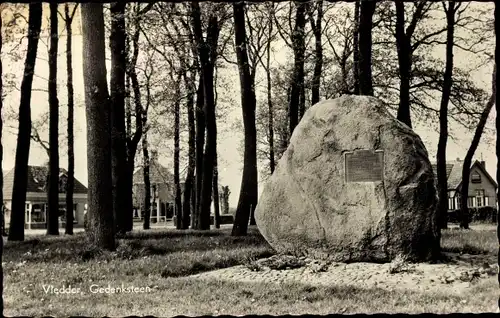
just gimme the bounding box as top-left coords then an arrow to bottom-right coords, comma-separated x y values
0,2 -> 497,209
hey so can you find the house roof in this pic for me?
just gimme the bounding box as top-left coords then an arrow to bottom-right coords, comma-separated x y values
2,165 -> 88,200
133,159 -> 174,185
431,160 -> 497,190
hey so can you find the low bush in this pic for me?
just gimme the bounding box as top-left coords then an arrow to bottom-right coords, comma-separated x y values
210,214 -> 234,225
448,206 -> 497,224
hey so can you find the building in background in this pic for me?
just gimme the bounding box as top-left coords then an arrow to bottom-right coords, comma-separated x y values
132,151 -> 184,223
2,165 -> 88,229
432,159 -> 497,211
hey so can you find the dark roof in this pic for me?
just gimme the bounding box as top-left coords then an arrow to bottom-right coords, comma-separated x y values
133,159 -> 174,185
2,165 -> 87,200
469,160 -> 498,188
431,160 -> 497,190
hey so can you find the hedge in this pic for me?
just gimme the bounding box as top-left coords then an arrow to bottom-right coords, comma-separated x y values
448,206 -> 497,223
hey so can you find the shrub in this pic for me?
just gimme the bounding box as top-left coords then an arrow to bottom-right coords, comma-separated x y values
210,214 -> 234,225
448,206 -> 497,223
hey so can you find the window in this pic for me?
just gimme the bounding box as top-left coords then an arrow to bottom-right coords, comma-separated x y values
448,197 -> 455,210
468,197 -> 475,208
476,190 -> 485,207
31,204 -> 46,223
59,204 -> 77,223
447,191 -> 456,210
471,172 -> 481,183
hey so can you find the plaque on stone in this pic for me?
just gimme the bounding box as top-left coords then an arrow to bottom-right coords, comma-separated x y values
344,150 -> 384,182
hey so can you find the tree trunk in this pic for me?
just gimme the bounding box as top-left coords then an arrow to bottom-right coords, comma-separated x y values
123,162 -> 134,228
174,74 -> 182,229
288,1 -> 306,140
494,3 -> 499,311
142,133 -> 151,230
353,0 -> 361,95
191,3 -> 218,230
65,3 -> 76,235
395,1 -> 412,128
125,74 -> 132,140
310,0 -> 323,106
213,153 -> 221,229
109,2 -> 128,236
220,186 -> 230,215
266,5 -> 275,175
194,75 -> 205,229
460,64 -> 497,229
123,68 -> 135,233
232,2 -> 258,236
81,3 -> 115,250
151,185 -> 156,226
299,82 -> 305,120
182,73 -> 196,230
437,2 -> 457,230
340,49 -> 350,95
358,0 -> 376,96
124,12 -> 144,232
1,9 -> 4,314
47,3 -> 60,236
190,183 -> 196,228
8,3 -> 43,242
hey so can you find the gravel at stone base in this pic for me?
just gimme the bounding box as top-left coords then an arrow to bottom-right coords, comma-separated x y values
189,254 -> 498,295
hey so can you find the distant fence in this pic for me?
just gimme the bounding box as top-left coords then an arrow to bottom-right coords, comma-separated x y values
448,206 -> 497,223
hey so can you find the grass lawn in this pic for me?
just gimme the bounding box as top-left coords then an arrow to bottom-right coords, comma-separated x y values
2,224 -> 499,316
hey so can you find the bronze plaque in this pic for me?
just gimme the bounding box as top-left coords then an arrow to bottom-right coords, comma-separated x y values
345,150 -> 384,182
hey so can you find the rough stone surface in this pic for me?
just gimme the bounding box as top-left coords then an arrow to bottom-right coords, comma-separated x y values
255,95 -> 439,262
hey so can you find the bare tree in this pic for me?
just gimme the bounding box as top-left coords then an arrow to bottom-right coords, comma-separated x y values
173,73 -> 183,229
194,75 -> 205,228
308,0 -> 324,105
182,70 -> 196,229
437,1 -> 460,230
220,186 -> 230,215
190,2 -> 221,230
8,3 -> 43,242
232,1 -> 258,236
81,3 -> 115,250
494,4 -> 499,310
109,2 -> 128,235
46,3 -> 60,236
373,1 -> 491,132
63,3 -> 78,235
122,3 -> 154,232
142,134 -> 151,229
288,1 -> 306,138
358,0 -> 376,96
394,1 -> 429,128
323,4 -> 356,97
1,4 -> 5,313
459,64 -> 496,229
266,4 -> 276,174
213,148 -> 221,228
353,0 -> 360,94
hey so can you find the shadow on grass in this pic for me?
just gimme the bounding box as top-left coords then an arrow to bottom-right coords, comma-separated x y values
2,226 -> 275,276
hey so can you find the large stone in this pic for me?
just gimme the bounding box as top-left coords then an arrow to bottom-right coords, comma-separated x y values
255,95 -> 439,263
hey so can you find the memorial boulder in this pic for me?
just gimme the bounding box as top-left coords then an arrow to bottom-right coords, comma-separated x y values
255,95 -> 439,263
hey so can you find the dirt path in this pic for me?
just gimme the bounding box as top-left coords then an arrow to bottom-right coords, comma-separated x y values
190,253 -> 498,295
